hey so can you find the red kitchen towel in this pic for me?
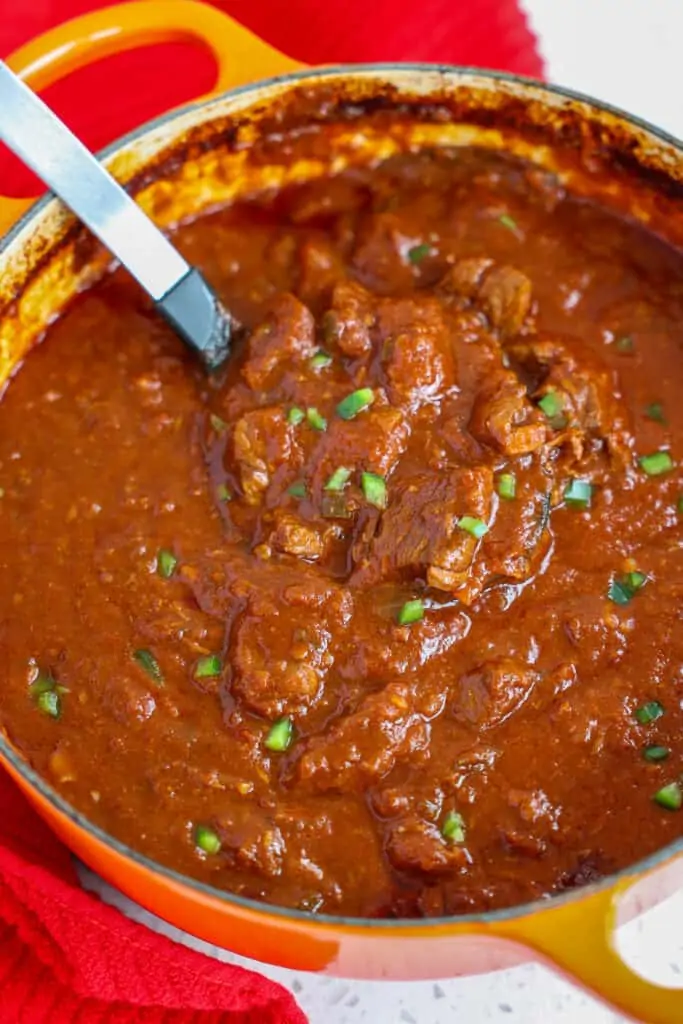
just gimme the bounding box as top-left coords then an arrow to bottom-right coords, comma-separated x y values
0,2 -> 543,1023
0,0 -> 543,196
0,776 -> 307,1023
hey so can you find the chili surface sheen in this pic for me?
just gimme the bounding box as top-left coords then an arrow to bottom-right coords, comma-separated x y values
2,147 -> 683,918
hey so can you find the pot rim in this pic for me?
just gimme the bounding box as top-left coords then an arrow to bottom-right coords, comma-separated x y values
2,61 -> 681,254
2,61 -> 682,935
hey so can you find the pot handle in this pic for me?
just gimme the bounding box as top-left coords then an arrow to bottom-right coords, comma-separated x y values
496,879 -> 683,1023
0,0 -> 303,236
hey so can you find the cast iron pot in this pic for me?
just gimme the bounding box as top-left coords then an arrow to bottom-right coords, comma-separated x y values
1,3 -> 682,1020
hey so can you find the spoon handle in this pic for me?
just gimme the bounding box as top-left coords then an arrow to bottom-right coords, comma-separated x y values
0,60 -> 190,302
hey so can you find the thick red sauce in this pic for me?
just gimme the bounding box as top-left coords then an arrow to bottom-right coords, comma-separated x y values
1,147 -> 683,918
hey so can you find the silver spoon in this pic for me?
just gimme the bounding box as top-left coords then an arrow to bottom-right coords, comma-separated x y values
0,60 -> 234,371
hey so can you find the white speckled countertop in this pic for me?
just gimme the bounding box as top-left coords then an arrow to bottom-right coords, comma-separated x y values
82,865 -> 683,1023
86,4 -> 682,1020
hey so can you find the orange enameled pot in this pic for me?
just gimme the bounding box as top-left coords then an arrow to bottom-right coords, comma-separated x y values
1,3 -> 683,1020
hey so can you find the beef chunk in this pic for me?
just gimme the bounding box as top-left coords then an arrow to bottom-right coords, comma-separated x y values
482,483 -> 553,583
548,668 -> 642,758
439,257 -> 534,337
556,853 -> 612,892
440,417 -> 485,464
502,788 -> 560,856
235,823 -> 285,877
479,265 -> 534,337
385,816 -> 469,875
451,658 -> 539,730
351,211 -> 416,292
351,466 -> 493,596
379,297 -> 456,409
298,239 -> 345,309
500,830 -> 547,859
241,293 -> 316,389
310,405 -> 409,489
269,510 -> 327,562
232,588 -> 351,717
298,680 -> 431,792
507,788 -> 560,829
441,256 -> 493,298
232,406 -> 299,505
325,279 -> 376,357
233,617 -> 325,717
563,596 -> 625,669
337,610 -> 471,684
469,366 -> 548,456
282,579 -> 355,619
508,334 -> 632,469
540,592 -> 628,678
369,785 -> 413,820
215,808 -> 285,877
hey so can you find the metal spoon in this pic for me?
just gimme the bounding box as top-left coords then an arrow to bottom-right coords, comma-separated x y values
0,60 -> 233,371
